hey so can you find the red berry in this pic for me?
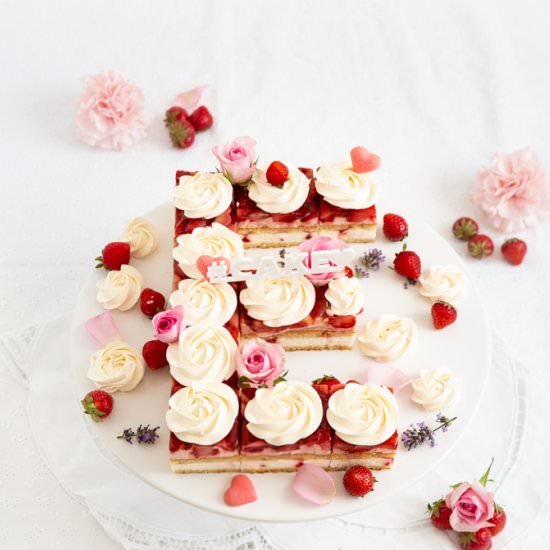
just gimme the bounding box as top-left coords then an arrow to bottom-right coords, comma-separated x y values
164,106 -> 189,126
266,161 -> 289,186
453,217 -> 479,240
459,528 -> 493,549
383,213 -> 409,241
96,241 -> 131,271
343,465 -> 375,497
81,390 -> 113,422
188,105 -> 213,132
311,375 -> 341,387
501,238 -> 527,265
140,288 -> 166,318
488,506 -> 507,536
142,339 -> 169,370
393,248 -> 421,280
428,499 -> 452,530
431,301 -> 457,330
468,234 -> 494,259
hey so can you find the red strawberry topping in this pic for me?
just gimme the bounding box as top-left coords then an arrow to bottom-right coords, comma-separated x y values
81,390 -> 113,422
431,301 -> 457,330
501,238 -> 527,265
383,213 -> 409,241
468,234 -> 494,259
452,217 -> 479,241
266,161 -> 289,186
343,465 -> 375,497
142,339 -> 169,370
140,288 -> 166,318
188,105 -> 213,132
96,242 -> 131,271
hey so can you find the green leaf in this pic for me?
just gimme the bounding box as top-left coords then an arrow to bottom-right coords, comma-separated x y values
479,458 -> 494,487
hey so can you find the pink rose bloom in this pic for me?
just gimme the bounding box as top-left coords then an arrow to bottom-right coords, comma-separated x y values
298,236 -> 347,285
212,136 -> 257,184
445,481 -> 495,532
76,70 -> 152,151
237,339 -> 285,388
474,147 -> 550,232
152,306 -> 185,344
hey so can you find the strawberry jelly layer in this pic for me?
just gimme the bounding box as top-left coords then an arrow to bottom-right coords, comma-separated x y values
174,170 -> 235,236
169,379 -> 240,458
319,200 -> 376,225
239,285 -> 356,339
239,387 -> 331,456
235,168 -> 318,228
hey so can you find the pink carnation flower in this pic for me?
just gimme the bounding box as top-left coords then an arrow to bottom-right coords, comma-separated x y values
76,70 -> 152,151
474,147 -> 550,232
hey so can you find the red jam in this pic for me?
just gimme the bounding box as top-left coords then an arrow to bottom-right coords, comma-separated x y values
319,200 -> 376,224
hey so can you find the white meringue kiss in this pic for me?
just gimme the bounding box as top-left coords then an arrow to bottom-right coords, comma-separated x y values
120,217 -> 158,258
96,264 -> 143,311
325,276 -> 364,316
411,366 -> 461,412
419,265 -> 469,306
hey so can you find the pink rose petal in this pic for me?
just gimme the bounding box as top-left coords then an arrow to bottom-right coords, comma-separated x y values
293,464 -> 336,505
366,363 -> 412,393
85,311 -> 121,346
174,84 -> 208,111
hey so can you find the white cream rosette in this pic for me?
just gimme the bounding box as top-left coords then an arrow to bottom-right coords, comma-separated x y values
411,366 -> 461,411
120,217 -> 158,258
419,265 -> 469,306
325,276 -> 365,316
96,264 -> 143,311
174,172 -> 233,219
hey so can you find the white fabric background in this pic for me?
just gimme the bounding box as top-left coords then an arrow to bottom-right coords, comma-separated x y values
1,0 -> 550,548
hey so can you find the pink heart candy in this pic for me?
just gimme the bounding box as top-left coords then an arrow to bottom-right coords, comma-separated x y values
223,474 -> 258,507
350,146 -> 382,173
195,255 -> 231,280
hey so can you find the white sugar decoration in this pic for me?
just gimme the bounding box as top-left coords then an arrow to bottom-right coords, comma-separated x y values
207,248 -> 356,283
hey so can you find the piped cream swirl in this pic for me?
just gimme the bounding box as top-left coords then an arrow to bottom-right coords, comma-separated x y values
174,172 -> 233,219
419,265 -> 469,306
411,367 -> 461,411
120,217 -> 158,258
325,276 -> 364,316
96,265 -> 143,311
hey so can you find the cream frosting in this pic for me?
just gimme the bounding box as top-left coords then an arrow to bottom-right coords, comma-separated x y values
96,264 -> 143,311
315,162 -> 377,209
325,276 -> 364,316
172,223 -> 244,279
357,314 -> 417,362
120,217 -> 158,258
87,340 -> 144,393
411,366 -> 461,411
327,382 -> 398,446
174,172 -> 233,219
419,265 -> 469,306
248,166 -> 309,213
240,276 -> 315,327
167,324 -> 237,387
166,381 -> 239,445
169,278 -> 237,325
244,381 -> 323,446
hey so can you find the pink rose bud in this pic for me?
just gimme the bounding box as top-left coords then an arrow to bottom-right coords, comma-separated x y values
445,481 -> 495,532
212,136 -> 257,184
152,306 -> 185,344
236,339 -> 285,387
298,236 -> 347,285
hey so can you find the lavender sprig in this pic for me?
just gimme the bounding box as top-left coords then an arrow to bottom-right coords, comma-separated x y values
117,425 -> 160,445
117,428 -> 136,444
355,248 -> 386,279
401,414 -> 457,451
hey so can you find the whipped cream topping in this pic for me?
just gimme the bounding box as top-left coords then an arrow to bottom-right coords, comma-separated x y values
325,276 -> 365,316
327,382 -> 398,446
120,217 -> 158,258
244,381 -> 323,446
96,264 -> 143,311
315,162 -> 377,209
248,166 -> 309,213
240,276 -> 315,327
87,340 -> 144,393
172,223 -> 244,279
411,366 -> 461,411
167,324 -> 237,386
174,172 -> 233,219
419,265 -> 469,306
358,314 -> 417,362
169,278 -> 237,325
166,381 -> 239,445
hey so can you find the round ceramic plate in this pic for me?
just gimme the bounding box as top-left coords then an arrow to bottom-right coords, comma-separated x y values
70,200 -> 490,522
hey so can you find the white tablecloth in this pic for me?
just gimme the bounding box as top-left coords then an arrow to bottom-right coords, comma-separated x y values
1,0 -> 550,548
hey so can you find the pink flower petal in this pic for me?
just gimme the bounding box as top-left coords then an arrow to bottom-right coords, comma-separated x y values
85,311 -> 120,346
174,84 -> 207,111
292,464 -> 336,505
366,364 -> 412,393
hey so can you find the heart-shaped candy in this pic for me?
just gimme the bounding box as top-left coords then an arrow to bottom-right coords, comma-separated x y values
223,474 -> 258,507
195,255 -> 231,281
350,146 -> 382,173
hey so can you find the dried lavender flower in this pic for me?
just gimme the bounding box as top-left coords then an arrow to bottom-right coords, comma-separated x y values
401,415 -> 457,451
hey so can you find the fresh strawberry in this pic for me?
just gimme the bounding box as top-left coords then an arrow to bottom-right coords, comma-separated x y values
266,161 -> 289,186
453,217 -> 479,241
343,465 -> 375,497
95,242 -> 131,271
164,106 -> 188,126
431,302 -> 457,330
81,390 -> 113,422
168,117 -> 196,149
188,105 -> 213,132
142,339 -> 169,370
501,238 -> 527,265
383,213 -> 409,241
140,288 -> 166,318
428,499 -> 452,530
488,506 -> 507,536
459,528 -> 493,549
468,234 -> 494,259
393,246 -> 421,281
344,266 -> 354,278
312,375 -> 341,387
